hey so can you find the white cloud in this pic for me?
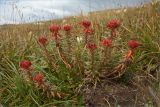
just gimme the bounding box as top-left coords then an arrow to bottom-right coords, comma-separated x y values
0,0 -> 151,25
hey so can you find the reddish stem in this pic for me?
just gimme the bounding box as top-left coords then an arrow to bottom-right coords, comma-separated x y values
110,29 -> 117,39
58,46 -> 72,69
85,35 -> 88,44
66,31 -> 72,54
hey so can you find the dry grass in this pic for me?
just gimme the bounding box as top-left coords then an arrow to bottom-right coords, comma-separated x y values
0,1 -> 160,107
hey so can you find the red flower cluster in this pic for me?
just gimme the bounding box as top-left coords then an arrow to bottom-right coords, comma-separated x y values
81,20 -> 91,28
38,36 -> 48,46
107,19 -> 121,30
101,38 -> 112,47
49,24 -> 61,33
63,24 -> 72,31
20,60 -> 32,70
83,28 -> 94,35
128,40 -> 140,49
49,24 -> 61,43
87,43 -> 97,51
33,72 -> 44,85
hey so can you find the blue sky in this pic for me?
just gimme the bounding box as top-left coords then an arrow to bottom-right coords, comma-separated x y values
0,0 -> 151,25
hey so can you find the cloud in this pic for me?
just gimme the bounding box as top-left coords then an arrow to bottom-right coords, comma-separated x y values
0,0 -> 151,25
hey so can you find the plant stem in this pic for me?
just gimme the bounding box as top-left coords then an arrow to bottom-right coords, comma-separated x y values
43,46 -> 57,70
110,29 -> 116,39
103,47 -> 108,66
27,70 -> 33,81
57,46 -> 72,69
66,32 -> 72,55
85,35 -> 88,45
91,51 -> 95,72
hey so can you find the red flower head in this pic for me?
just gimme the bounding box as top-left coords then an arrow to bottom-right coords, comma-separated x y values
33,72 -> 44,85
81,20 -> 91,28
38,36 -> 47,46
49,24 -> 61,33
107,19 -> 121,30
20,60 -> 32,70
87,43 -> 97,51
63,24 -> 72,31
101,38 -> 112,47
128,40 -> 140,49
83,28 -> 94,35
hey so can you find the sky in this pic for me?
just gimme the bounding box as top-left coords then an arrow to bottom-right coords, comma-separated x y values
0,0 -> 151,25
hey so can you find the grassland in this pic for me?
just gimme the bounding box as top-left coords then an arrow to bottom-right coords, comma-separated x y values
0,1 -> 160,107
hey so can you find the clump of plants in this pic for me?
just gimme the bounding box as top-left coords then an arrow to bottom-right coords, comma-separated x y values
17,19 -> 142,103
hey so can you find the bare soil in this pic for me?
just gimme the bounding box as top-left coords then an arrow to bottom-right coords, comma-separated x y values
84,77 -> 159,107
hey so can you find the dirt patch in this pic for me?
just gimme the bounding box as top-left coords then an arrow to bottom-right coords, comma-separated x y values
84,79 -> 157,107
